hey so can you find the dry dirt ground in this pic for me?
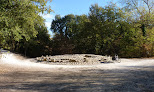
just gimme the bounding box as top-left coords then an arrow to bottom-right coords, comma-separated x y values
0,53 -> 154,92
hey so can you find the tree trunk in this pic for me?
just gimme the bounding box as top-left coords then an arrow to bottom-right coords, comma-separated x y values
140,24 -> 146,36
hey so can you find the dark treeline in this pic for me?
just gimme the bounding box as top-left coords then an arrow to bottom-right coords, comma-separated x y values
0,0 -> 154,58
51,2 -> 154,58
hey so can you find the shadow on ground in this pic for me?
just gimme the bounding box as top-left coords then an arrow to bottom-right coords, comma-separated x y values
0,66 -> 154,92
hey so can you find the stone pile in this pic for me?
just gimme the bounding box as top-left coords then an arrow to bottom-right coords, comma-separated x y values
35,54 -> 115,65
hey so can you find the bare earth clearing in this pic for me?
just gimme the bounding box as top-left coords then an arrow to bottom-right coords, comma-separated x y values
0,53 -> 154,92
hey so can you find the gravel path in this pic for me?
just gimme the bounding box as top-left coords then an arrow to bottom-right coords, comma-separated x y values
0,53 -> 154,92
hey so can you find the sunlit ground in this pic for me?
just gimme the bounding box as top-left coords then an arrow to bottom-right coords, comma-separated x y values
0,53 -> 154,92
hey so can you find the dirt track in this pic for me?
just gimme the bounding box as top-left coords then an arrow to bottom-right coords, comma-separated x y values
0,54 -> 154,92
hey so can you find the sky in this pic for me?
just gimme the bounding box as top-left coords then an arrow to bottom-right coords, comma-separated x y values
41,0 -> 119,36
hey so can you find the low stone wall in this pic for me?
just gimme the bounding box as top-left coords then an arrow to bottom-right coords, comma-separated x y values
35,54 -> 114,65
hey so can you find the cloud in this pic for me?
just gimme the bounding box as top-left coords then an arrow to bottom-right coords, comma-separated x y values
42,14 -> 54,19
39,13 -> 55,36
45,21 -> 54,37
39,13 -> 54,21
45,21 -> 51,29
39,13 -> 55,29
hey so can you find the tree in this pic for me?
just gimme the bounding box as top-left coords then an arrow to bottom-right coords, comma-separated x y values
25,25 -> 52,57
121,0 -> 154,36
51,14 -> 76,37
88,4 -> 126,55
0,0 -> 52,51
120,0 -> 154,57
71,15 -> 94,53
50,14 -> 76,55
50,2 -> 153,57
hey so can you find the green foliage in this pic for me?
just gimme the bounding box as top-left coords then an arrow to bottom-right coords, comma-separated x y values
14,25 -> 52,57
119,0 -> 154,57
25,26 -> 52,57
1,0 -> 153,58
50,14 -> 76,55
0,0 -> 52,50
51,2 -> 154,58
0,0 -> 53,57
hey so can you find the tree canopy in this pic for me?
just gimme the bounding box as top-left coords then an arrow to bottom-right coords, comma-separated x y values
51,2 -> 154,57
0,0 -> 153,58
0,0 -> 52,57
